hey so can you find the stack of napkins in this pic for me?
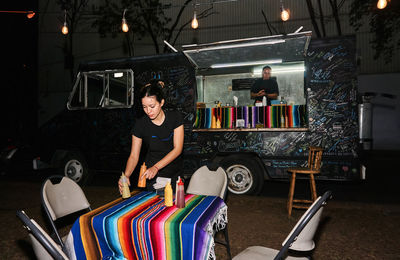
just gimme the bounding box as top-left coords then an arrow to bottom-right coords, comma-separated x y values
153,177 -> 171,190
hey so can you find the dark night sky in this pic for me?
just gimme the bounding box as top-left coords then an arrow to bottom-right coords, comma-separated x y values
1,2 -> 38,143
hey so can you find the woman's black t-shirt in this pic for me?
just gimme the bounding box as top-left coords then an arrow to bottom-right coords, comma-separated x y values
132,110 -> 183,179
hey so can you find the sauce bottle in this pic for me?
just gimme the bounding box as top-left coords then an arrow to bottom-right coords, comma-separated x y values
164,182 -> 173,207
121,173 -> 131,199
138,162 -> 147,188
175,177 -> 185,208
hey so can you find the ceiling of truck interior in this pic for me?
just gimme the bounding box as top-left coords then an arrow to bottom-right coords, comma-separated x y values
182,31 -> 312,70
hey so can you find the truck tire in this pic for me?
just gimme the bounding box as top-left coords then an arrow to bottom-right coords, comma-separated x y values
222,157 -> 264,195
59,152 -> 90,185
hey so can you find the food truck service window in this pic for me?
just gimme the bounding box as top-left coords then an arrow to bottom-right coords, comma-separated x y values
183,32 -> 311,131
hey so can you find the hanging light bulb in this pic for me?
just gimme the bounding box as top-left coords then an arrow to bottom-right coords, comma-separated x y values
61,10 -> 68,35
281,7 -> 290,21
122,9 -> 129,32
377,0 -> 387,9
26,11 -> 35,19
191,11 -> 199,29
280,0 -> 290,22
62,22 -> 69,35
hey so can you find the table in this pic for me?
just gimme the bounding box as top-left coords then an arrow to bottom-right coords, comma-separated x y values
65,191 -> 227,260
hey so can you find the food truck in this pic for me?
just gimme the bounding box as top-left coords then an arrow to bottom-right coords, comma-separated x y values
36,31 -> 363,194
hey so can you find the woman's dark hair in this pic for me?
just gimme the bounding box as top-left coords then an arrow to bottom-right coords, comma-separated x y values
139,79 -> 165,103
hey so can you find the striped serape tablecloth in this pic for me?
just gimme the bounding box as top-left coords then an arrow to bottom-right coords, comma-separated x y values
65,191 -> 227,260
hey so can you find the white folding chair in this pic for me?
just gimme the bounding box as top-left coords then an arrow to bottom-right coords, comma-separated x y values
41,175 -> 91,247
187,165 -> 231,258
17,210 -> 69,260
233,191 -> 332,260
187,165 -> 228,199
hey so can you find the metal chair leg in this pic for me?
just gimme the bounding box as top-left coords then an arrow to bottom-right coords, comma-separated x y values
215,225 -> 232,259
224,225 -> 232,259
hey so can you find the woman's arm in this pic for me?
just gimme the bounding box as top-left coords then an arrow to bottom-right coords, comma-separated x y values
119,135 -> 142,193
144,125 -> 184,179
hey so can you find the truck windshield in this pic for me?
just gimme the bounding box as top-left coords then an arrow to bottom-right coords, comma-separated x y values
67,69 -> 134,110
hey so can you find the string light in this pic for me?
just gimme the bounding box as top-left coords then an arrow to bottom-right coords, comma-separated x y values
61,10 -> 68,35
377,0 -> 387,9
122,9 -> 129,32
26,11 -> 35,19
191,10 -> 199,29
281,8 -> 290,21
280,0 -> 290,21
0,10 -> 35,19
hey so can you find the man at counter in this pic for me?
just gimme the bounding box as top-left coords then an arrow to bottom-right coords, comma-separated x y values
250,65 -> 279,106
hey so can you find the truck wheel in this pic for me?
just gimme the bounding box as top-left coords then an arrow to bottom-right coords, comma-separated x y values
59,152 -> 90,185
222,158 -> 263,195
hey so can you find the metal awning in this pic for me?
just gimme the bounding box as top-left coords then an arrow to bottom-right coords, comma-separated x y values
182,31 -> 312,69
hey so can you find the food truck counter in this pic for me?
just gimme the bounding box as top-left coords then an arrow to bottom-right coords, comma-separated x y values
183,32 -> 312,131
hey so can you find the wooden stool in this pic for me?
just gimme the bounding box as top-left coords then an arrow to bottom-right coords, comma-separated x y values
287,146 -> 323,217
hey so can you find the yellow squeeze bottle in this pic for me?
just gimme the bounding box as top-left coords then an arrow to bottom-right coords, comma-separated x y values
121,173 -> 131,199
164,182 -> 173,207
138,163 -> 147,188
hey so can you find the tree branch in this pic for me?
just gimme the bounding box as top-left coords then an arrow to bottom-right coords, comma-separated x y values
137,0 -> 160,53
171,6 -> 217,47
317,0 -> 326,37
305,0 -> 321,38
329,0 -> 342,36
261,10 -> 274,35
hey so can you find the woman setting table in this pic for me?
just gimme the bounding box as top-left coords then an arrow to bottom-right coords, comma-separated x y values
119,79 -> 184,193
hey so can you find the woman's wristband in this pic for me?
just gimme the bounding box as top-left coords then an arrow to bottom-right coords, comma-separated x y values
153,165 -> 159,172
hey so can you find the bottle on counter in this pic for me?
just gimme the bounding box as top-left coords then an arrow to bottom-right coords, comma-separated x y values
175,177 -> 185,208
262,96 -> 267,106
164,181 -> 173,207
138,162 -> 147,188
121,173 -> 131,199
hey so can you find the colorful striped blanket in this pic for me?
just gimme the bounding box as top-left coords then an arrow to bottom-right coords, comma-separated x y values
65,191 -> 227,260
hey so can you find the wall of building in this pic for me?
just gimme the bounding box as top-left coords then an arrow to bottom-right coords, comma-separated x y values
37,0 -> 399,151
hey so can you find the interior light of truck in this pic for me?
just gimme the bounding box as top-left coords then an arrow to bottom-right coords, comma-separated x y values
211,59 -> 282,69
187,39 -> 286,53
253,64 -> 304,75
114,72 -> 124,78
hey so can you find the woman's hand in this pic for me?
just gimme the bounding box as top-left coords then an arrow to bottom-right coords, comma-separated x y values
143,166 -> 159,180
118,174 -> 131,195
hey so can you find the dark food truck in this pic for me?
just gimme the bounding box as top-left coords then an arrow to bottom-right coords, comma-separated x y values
36,31 -> 363,194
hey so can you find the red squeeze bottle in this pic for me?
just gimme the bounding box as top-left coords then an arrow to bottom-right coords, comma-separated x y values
176,178 -> 185,208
